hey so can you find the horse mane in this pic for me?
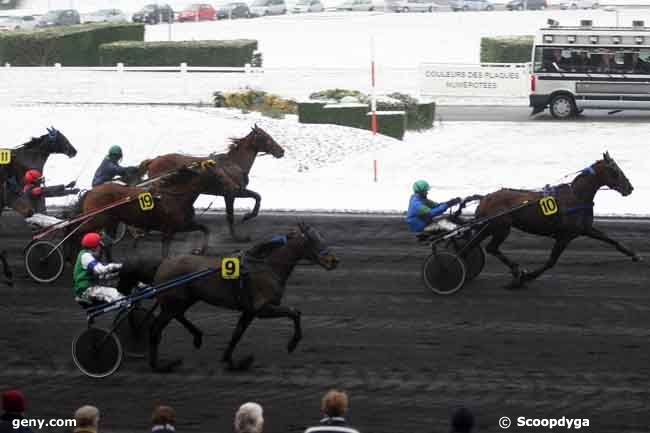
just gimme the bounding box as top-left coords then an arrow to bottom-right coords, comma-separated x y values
227,127 -> 263,152
246,236 -> 288,259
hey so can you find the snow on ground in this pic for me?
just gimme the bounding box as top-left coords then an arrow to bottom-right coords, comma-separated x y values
2,103 -> 647,216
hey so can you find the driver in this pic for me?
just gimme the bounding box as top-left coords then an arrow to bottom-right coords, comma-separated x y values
91,145 -> 139,187
22,169 -> 78,200
73,232 -> 124,306
407,180 -> 461,233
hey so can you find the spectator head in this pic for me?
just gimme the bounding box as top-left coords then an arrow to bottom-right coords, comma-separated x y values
450,407 -> 475,433
234,402 -> 264,433
151,404 -> 176,428
73,405 -> 100,433
321,390 -> 348,418
2,390 -> 26,414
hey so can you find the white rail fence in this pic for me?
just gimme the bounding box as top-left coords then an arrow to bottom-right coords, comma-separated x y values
0,63 -> 418,105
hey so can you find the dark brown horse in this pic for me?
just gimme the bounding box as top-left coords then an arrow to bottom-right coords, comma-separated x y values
138,125 -> 285,242
465,152 -> 639,288
148,223 -> 339,373
77,162 -> 237,258
0,127 -> 77,216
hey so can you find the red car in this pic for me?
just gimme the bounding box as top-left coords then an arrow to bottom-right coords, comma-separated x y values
177,3 -> 216,21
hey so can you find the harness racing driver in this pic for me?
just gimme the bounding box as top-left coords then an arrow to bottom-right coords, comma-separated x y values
73,232 -> 125,306
406,180 -> 461,233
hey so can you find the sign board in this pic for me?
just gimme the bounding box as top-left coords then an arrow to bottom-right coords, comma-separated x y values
418,63 -> 530,98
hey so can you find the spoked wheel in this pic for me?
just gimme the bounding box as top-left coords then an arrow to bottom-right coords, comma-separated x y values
450,240 -> 486,281
112,223 -> 128,245
72,327 -> 123,378
113,306 -> 154,358
422,250 -> 467,295
24,240 -> 65,284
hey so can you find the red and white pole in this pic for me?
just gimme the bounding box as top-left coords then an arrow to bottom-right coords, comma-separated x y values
371,36 -> 378,182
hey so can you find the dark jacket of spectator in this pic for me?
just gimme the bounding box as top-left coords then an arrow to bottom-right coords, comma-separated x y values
0,413 -> 35,433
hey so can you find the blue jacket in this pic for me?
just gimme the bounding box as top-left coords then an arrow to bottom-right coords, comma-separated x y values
406,193 -> 449,232
92,158 -> 128,187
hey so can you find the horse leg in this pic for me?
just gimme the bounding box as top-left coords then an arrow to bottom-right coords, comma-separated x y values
583,227 -> 641,262
222,311 -> 255,370
240,189 -> 261,222
172,222 -> 210,255
256,304 -> 302,354
522,236 -> 572,282
225,194 -> 250,242
161,234 -> 172,258
148,308 -> 183,373
483,224 -> 528,288
175,314 -> 203,349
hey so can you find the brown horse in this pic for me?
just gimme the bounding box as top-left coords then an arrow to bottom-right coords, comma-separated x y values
148,223 -> 339,373
138,125 -> 285,242
0,127 -> 77,216
465,152 -> 639,288
77,162 -> 236,258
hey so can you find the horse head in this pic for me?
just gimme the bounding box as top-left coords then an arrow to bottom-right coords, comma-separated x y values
250,124 -> 285,158
44,127 -> 77,158
594,151 -> 633,196
294,222 -> 338,270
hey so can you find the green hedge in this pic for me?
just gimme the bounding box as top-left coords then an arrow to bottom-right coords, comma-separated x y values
0,23 -> 144,66
299,102 -> 406,140
480,36 -> 534,63
99,40 -> 259,67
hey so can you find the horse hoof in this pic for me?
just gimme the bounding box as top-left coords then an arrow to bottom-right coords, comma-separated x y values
193,333 -> 203,349
287,339 -> 300,354
241,213 -> 254,222
228,355 -> 254,371
633,254 -> 643,262
191,248 -> 204,256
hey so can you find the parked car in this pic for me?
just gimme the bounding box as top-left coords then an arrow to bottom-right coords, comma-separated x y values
178,3 -> 216,21
132,4 -> 174,24
249,0 -> 287,16
560,0 -> 598,8
217,2 -> 251,18
506,0 -> 545,9
0,15 -> 36,31
36,9 -> 80,27
83,9 -> 128,23
337,0 -> 374,11
386,0 -> 437,12
292,0 -> 324,13
450,0 -> 493,10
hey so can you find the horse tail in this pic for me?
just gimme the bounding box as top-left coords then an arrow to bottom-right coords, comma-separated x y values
0,250 -> 14,286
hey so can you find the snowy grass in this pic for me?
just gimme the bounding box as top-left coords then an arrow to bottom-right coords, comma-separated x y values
2,103 -> 647,216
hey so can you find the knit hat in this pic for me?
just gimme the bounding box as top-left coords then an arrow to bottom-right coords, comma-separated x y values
2,390 -> 26,413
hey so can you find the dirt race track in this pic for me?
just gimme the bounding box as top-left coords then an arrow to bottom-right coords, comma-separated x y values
1,211 -> 649,433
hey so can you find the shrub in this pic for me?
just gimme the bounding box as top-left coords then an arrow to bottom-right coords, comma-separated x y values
309,89 -> 369,103
0,23 -> 144,66
99,39 -> 259,67
213,89 -> 297,119
480,36 -> 534,63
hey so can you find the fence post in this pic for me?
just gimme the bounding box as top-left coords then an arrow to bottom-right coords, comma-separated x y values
4,63 -> 10,68
54,62 -> 62,68
117,62 -> 124,73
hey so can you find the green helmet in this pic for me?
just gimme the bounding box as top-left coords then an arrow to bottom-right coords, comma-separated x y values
413,180 -> 430,194
108,145 -> 123,159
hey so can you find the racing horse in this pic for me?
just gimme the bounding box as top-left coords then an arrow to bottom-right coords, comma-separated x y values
0,251 -> 12,286
0,127 -> 77,216
138,125 -> 285,242
76,162 -> 238,258
465,152 -> 639,288
147,222 -> 339,373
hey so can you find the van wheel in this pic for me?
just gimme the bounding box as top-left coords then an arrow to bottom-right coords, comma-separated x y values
549,94 -> 577,119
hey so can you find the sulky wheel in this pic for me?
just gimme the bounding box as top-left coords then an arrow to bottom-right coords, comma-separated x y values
72,327 -> 123,378
24,240 -> 65,284
112,222 -> 128,245
450,240 -> 486,281
113,307 -> 154,358
422,250 -> 467,295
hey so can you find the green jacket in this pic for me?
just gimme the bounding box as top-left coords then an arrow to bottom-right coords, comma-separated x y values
73,249 -> 95,297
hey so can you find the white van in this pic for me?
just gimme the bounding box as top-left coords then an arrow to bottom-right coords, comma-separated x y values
250,0 -> 287,16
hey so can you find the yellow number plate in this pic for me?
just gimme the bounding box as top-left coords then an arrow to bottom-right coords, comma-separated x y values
221,257 -> 240,280
0,149 -> 11,165
138,192 -> 155,211
539,196 -> 558,216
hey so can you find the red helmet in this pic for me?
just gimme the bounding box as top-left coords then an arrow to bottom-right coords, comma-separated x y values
81,233 -> 102,249
24,169 -> 43,184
